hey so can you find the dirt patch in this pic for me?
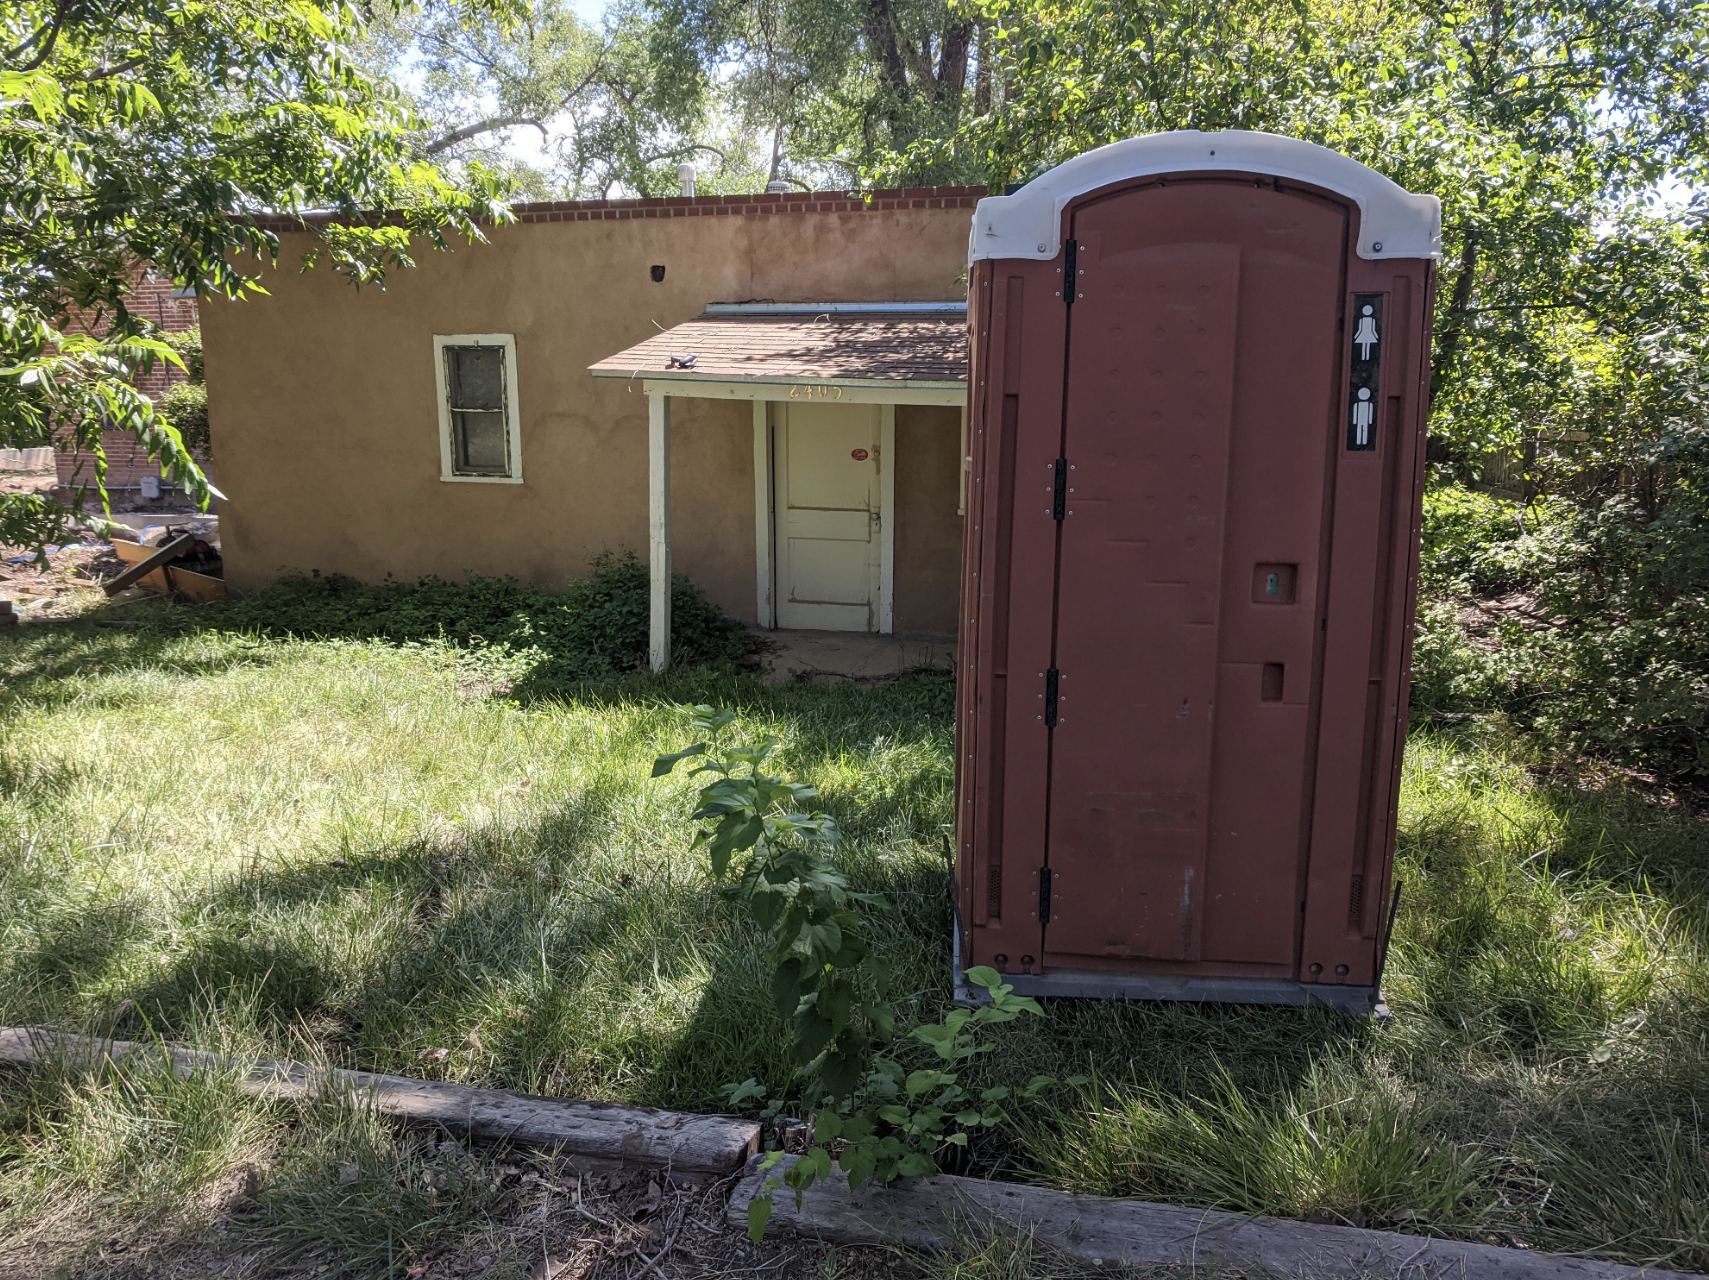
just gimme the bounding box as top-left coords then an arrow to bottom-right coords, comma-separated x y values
0,468 -> 59,499
1453,590 -> 1551,652
0,471 -> 123,611
754,629 -> 955,687
3,1159 -> 913,1280
0,541 -> 126,618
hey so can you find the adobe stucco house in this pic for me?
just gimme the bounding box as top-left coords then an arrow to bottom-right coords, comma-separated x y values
202,188 -> 982,658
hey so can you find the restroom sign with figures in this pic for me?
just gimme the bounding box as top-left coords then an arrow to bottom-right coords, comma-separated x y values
1346,294 -> 1384,451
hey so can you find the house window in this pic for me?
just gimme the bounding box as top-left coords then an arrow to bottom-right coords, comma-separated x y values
434,334 -> 523,483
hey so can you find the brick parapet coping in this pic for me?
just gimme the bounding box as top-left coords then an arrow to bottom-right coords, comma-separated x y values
240,186 -> 989,233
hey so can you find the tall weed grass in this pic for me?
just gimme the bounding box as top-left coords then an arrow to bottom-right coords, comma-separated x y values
1025,727 -> 1709,1269
1,611 -> 1706,1272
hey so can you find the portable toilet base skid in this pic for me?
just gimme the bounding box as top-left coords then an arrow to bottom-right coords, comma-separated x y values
952,914 -> 1392,1015
953,131 -> 1440,1014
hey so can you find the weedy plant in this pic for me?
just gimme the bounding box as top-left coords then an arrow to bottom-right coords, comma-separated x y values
654,706 -> 1067,1240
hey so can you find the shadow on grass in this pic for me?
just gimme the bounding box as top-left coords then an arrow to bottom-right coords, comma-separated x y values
0,607 -> 289,720
4,900 -> 151,1016
25,713 -> 1362,1125
0,612 -> 1374,1156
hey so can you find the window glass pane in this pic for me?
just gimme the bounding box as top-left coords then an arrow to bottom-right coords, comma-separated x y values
448,346 -> 505,411
455,411 -> 509,474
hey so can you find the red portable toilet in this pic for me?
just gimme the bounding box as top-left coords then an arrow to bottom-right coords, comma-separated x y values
954,131 -> 1439,1013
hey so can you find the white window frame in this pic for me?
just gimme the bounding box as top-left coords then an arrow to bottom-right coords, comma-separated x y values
434,333 -> 524,484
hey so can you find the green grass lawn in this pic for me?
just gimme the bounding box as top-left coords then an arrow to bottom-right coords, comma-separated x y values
2,600 -> 1706,1276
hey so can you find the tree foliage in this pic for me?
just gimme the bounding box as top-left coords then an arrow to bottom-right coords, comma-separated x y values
363,0 -> 731,197
157,326 -> 209,458
388,0 -> 1001,193
0,0 -> 510,546
646,0 -> 995,186
874,0 -> 1708,775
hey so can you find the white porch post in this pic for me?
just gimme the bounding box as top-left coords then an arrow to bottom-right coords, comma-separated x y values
752,400 -> 772,628
649,391 -> 672,673
878,404 -> 896,634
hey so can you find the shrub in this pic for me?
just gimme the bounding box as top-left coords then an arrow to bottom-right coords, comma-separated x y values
1407,601 -> 1508,716
1412,482 -> 1709,778
161,325 -> 204,382
158,381 -> 209,456
218,551 -> 751,680
1419,488 -> 1524,595
157,324 -> 209,456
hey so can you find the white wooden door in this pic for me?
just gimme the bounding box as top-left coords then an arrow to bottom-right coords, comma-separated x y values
773,401 -> 882,630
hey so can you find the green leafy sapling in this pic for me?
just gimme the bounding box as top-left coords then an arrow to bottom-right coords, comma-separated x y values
653,706 -> 894,1101
654,706 -> 1076,1241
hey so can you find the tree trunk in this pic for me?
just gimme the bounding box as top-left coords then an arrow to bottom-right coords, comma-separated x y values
864,0 -> 911,98
973,20 -> 992,113
912,36 -> 938,96
1430,225 -> 1482,404
938,19 -> 973,102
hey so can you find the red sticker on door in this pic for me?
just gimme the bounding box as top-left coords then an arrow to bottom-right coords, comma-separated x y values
850,448 -> 869,461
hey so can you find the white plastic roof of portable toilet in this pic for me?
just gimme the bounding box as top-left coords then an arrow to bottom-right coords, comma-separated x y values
968,130 -> 1442,263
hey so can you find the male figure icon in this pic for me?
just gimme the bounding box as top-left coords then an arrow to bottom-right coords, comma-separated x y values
1352,386 -> 1375,446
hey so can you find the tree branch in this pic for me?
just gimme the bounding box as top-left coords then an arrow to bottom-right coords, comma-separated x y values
5,0 -> 71,71
424,116 -> 549,156
84,56 -> 148,82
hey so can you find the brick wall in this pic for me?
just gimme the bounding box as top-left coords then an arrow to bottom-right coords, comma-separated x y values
242,185 -> 989,233
57,265 -> 203,495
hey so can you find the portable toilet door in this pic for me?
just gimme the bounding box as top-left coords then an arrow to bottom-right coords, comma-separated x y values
954,131 -> 1441,1014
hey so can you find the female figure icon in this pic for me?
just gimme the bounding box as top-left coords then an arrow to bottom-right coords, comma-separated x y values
1354,305 -> 1379,360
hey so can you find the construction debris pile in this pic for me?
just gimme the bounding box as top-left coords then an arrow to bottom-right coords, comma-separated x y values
0,516 -> 224,626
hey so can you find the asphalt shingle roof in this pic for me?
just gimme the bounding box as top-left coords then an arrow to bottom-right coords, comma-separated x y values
588,310 -> 968,386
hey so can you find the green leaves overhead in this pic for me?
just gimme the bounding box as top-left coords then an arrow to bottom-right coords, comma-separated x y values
892,0 -> 1709,484
0,0 -> 513,544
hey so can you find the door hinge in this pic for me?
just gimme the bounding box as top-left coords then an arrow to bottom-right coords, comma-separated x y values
1044,667 -> 1060,726
1039,866 -> 1054,924
1063,238 -> 1078,304
1052,458 -> 1067,520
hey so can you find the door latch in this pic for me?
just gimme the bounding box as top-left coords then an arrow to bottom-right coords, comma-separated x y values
1044,668 -> 1060,726
1039,866 -> 1054,924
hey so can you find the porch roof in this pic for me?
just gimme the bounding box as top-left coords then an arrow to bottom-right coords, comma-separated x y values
588,302 -> 968,391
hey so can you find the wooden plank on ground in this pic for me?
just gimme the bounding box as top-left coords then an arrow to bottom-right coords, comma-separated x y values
0,1027 -> 760,1176
730,1154 -> 1701,1280
164,566 -> 227,603
105,534 -> 194,596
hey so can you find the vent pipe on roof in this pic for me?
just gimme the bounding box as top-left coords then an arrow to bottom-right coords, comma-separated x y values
677,164 -> 696,197
765,180 -> 791,193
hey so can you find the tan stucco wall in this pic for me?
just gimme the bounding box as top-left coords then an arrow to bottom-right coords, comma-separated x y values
202,206 -> 971,626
